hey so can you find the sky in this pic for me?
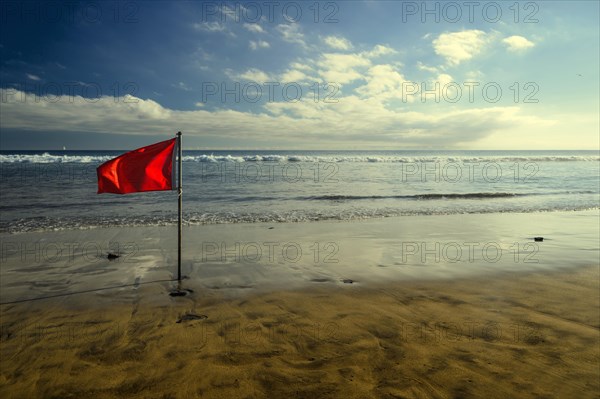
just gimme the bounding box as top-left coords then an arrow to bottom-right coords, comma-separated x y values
0,0 -> 598,150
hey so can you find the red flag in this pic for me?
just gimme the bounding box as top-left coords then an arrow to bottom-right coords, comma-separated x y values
97,138 -> 177,194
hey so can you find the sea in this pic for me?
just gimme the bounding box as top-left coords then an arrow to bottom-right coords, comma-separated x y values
0,150 -> 598,234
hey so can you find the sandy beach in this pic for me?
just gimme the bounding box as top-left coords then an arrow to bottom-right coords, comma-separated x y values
1,211 -> 599,398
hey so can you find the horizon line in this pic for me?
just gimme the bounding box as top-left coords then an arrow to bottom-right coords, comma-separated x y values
1,149 -> 598,152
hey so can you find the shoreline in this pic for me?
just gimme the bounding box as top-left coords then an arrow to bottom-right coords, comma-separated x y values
3,207 -> 600,236
1,210 -> 599,304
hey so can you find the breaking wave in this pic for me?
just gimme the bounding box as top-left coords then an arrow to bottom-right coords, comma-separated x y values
1,152 -> 599,164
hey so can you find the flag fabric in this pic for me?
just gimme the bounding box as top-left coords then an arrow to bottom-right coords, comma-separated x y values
97,138 -> 177,194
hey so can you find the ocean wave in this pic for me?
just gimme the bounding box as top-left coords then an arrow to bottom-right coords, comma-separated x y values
2,206 -> 598,234
305,193 -> 524,201
1,153 -> 599,164
0,153 -> 113,164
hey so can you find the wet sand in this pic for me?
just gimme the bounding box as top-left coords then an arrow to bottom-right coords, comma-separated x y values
1,212 -> 599,398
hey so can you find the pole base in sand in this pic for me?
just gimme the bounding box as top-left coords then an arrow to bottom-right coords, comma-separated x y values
169,279 -> 193,297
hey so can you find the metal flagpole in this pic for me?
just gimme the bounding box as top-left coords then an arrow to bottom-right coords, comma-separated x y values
169,131 -> 186,296
177,131 -> 182,285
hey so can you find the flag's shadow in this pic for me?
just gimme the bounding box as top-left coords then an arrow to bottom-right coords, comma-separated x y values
0,278 -> 178,305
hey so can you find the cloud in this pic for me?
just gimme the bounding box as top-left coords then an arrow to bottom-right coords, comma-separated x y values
26,73 -> 41,81
503,35 -> 535,52
0,89 -> 556,148
314,45 -> 397,86
322,36 -> 353,50
237,68 -> 272,82
276,24 -> 306,48
436,73 -> 454,86
173,82 -> 192,91
243,23 -> 265,33
279,69 -> 308,83
355,64 -> 410,100
433,73 -> 458,99
363,44 -> 397,57
76,81 -> 95,87
289,62 -> 314,72
465,70 -> 484,80
193,22 -> 226,32
416,61 -> 439,73
249,40 -> 270,50
192,21 -> 236,37
433,30 -> 488,66
317,52 -> 371,85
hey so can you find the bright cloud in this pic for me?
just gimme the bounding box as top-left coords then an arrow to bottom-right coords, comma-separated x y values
279,69 -> 308,83
313,44 -> 398,86
289,62 -> 315,72
416,61 -> 439,73
433,30 -> 488,66
355,64 -> 410,100
237,68 -> 272,82
322,36 -> 353,50
243,23 -> 265,33
364,44 -> 397,57
317,52 -> 371,85
0,89 -> 554,148
503,36 -> 535,52
276,24 -> 306,48
436,73 -> 454,86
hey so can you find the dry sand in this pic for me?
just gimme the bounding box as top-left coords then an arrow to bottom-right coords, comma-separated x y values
1,212 -> 599,398
1,265 -> 598,399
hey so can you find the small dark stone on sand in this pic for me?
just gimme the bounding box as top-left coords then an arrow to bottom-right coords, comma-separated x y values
534,237 -> 544,242
107,253 -> 120,260
176,313 -> 208,323
342,279 -> 354,284
169,288 -> 193,297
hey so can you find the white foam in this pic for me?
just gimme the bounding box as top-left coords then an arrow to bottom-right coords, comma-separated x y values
0,153 -> 114,164
2,152 -> 598,165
